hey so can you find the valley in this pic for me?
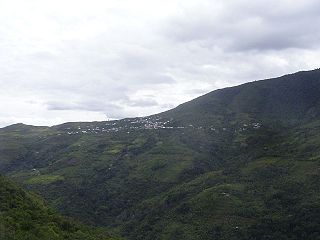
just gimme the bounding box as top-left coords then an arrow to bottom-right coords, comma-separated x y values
1,69 -> 320,239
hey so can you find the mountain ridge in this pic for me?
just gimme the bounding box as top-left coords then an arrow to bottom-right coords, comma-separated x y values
1,68 -> 320,239
3,68 -> 320,130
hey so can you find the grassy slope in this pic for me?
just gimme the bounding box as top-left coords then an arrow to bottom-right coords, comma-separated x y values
1,69 -> 320,239
0,175 -> 122,240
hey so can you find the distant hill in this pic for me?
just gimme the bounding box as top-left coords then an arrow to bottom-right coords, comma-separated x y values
1,69 -> 320,239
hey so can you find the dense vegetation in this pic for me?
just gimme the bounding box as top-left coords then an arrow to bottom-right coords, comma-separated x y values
0,175 -> 121,240
1,69 -> 320,239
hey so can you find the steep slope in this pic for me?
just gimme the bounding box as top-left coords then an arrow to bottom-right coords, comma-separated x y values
1,69 -> 320,239
0,175 -> 121,240
160,69 -> 320,125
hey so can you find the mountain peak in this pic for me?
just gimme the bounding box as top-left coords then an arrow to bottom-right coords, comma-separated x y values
161,68 -> 320,126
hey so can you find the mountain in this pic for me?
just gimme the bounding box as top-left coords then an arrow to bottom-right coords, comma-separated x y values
0,175 -> 121,240
161,69 -> 320,124
1,69 -> 320,239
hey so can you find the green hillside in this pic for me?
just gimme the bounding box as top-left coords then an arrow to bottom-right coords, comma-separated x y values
1,69 -> 320,239
160,69 -> 320,125
0,175 -> 121,240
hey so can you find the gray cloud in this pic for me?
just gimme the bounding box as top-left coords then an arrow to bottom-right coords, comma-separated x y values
1,0 -> 320,127
128,99 -> 159,107
164,0 -> 320,51
46,100 -> 121,112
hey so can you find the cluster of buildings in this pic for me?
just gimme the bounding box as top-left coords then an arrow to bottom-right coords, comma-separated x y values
63,117 -> 262,135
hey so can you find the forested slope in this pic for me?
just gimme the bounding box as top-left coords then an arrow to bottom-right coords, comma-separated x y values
1,69 -> 320,239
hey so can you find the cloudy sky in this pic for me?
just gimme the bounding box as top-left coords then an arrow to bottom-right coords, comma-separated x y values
1,0 -> 320,127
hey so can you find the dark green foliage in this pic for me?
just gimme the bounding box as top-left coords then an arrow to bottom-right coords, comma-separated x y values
0,175 -> 121,240
1,69 -> 320,239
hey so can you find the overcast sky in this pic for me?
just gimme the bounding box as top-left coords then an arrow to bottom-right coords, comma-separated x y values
1,0 -> 320,127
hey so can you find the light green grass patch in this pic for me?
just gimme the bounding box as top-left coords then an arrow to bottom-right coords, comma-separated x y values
25,175 -> 64,185
241,157 -> 280,175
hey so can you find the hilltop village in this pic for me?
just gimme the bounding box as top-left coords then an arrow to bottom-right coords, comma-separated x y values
60,116 -> 262,135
